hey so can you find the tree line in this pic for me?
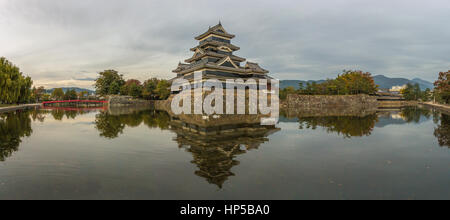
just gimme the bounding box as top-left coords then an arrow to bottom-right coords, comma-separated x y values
280,70 -> 378,99
29,87 -> 92,102
94,69 -> 170,100
400,70 -> 450,103
3,55 -> 449,105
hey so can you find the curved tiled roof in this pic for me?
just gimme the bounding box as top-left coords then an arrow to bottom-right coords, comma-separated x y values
174,61 -> 269,75
172,62 -> 190,73
244,62 -> 269,74
185,51 -> 246,63
195,23 -> 235,40
190,40 -> 240,52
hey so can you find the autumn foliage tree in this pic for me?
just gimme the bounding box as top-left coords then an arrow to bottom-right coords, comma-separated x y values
434,70 -> 450,104
31,86 -> 46,102
120,79 -> 142,98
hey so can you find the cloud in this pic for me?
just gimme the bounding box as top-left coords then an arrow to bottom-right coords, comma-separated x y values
74,77 -> 96,81
35,79 -> 95,90
0,0 -> 449,89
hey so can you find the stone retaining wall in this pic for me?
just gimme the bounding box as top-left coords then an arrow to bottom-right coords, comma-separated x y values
107,95 -> 153,106
284,94 -> 378,117
286,94 -> 378,109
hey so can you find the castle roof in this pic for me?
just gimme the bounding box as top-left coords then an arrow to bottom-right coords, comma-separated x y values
244,62 -> 269,74
195,23 -> 235,40
190,40 -> 240,52
185,50 -> 246,63
173,60 -> 269,75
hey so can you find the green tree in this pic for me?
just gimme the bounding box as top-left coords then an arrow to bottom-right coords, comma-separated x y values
94,70 -> 125,95
155,80 -> 170,100
280,86 -> 296,100
298,82 -> 305,94
0,57 -> 33,104
51,88 -> 65,100
129,83 -> 143,98
78,91 -> 89,100
142,78 -> 159,99
64,89 -> 77,100
413,83 -> 421,100
109,81 -> 121,95
120,79 -> 142,98
31,86 -> 45,102
401,83 -> 422,101
401,83 -> 413,100
422,88 -> 432,102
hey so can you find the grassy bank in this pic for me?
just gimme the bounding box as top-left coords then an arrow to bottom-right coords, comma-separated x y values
0,104 -> 41,113
0,104 -> 15,107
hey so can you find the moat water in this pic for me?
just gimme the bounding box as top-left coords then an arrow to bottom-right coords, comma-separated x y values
0,106 -> 449,199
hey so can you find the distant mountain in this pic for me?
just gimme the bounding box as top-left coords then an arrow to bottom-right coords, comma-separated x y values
280,80 -> 326,89
373,75 -> 434,90
411,78 -> 435,89
46,87 -> 95,94
280,75 -> 434,90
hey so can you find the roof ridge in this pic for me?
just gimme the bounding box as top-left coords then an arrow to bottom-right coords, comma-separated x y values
195,23 -> 235,40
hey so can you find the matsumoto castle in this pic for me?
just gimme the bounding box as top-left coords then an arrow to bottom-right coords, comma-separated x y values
171,22 -> 273,90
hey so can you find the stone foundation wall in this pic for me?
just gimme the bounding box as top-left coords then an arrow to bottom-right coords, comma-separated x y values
107,95 -> 153,106
286,94 -> 378,108
155,99 -> 171,112
284,94 -> 378,117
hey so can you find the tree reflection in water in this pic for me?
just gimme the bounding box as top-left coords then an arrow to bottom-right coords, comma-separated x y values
94,110 -> 170,139
0,107 -> 104,161
399,106 -> 432,123
434,114 -> 450,148
291,106 -> 447,139
0,111 -> 33,161
297,114 -> 378,138
44,107 -> 101,121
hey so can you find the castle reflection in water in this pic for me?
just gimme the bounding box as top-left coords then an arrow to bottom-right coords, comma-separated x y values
0,105 -> 449,188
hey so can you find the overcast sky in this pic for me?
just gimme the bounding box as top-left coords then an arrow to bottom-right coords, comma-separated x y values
1,0 -> 449,89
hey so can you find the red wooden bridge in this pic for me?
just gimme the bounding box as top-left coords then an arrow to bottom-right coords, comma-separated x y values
42,100 -> 108,106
